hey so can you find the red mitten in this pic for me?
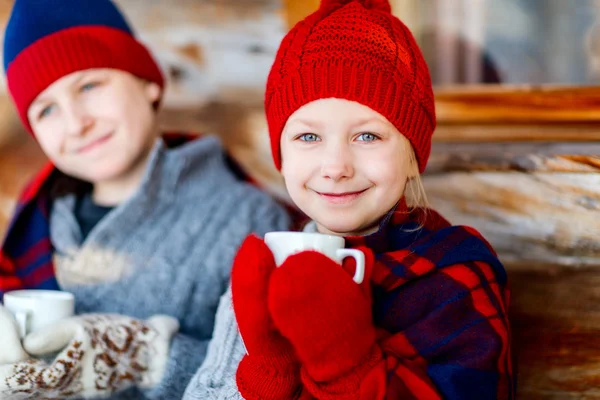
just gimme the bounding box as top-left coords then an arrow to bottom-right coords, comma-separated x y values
231,235 -> 302,399
268,248 -> 386,399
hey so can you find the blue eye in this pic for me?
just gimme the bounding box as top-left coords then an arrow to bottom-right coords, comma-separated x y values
80,82 -> 98,92
356,132 -> 379,142
298,133 -> 320,142
38,104 -> 55,120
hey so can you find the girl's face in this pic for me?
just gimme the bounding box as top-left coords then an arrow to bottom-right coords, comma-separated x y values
27,68 -> 161,185
281,98 -> 416,236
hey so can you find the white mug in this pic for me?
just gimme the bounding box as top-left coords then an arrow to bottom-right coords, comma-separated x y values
3,290 -> 75,338
264,231 -> 365,284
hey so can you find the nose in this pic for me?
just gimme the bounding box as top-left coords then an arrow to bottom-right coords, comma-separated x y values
63,101 -> 93,137
320,144 -> 354,181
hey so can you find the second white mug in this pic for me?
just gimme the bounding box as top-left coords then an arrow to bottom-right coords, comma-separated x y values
3,289 -> 75,338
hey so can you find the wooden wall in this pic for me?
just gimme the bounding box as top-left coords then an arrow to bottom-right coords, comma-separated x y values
431,87 -> 600,399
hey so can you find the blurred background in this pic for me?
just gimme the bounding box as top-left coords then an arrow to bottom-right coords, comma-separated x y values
1,1 -> 600,398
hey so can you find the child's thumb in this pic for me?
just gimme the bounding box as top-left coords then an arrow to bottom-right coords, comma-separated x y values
23,318 -> 79,356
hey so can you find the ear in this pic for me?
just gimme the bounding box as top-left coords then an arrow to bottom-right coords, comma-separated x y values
145,81 -> 162,103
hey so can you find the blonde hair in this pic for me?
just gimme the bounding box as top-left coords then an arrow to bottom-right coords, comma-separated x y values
404,142 -> 429,209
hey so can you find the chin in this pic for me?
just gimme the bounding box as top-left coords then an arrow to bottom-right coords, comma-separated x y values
316,217 -> 365,237
74,166 -> 128,184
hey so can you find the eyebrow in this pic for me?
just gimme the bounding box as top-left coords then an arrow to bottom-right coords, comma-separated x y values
349,116 -> 387,129
30,94 -> 51,109
287,116 -> 386,128
286,118 -> 321,129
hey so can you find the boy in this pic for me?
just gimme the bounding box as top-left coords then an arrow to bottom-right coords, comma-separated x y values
0,0 -> 289,398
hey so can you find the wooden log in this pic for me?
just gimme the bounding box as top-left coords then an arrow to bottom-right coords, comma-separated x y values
435,86 -> 600,124
428,142 -> 600,172
510,267 -> 600,399
434,123 -> 600,143
423,171 -> 600,267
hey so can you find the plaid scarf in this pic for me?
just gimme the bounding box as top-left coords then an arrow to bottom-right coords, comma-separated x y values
344,201 -> 514,399
0,133 -> 281,298
0,160 -> 57,295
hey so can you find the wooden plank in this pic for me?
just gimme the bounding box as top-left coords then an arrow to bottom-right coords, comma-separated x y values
428,142 -> 600,172
435,86 -> 600,124
434,124 -> 600,143
423,171 -> 600,267
510,268 -> 600,399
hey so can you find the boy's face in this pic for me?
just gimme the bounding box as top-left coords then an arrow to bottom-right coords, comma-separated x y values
281,98 -> 415,237
27,69 -> 161,184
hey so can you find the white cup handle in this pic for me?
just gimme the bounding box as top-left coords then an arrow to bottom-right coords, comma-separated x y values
336,249 -> 365,284
14,310 -> 29,339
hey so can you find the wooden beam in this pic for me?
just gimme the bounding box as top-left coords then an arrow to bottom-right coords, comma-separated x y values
423,171 -> 600,268
434,123 -> 600,143
428,142 -> 600,173
435,86 -> 600,124
510,267 -> 600,398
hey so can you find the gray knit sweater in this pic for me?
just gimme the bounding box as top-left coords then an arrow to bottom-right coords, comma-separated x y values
182,223 -> 319,400
182,287 -> 246,400
50,136 -> 290,400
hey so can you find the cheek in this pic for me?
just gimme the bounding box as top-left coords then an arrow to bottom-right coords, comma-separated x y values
282,155 -> 310,197
364,158 -> 408,193
93,86 -> 148,124
33,125 -> 63,157
95,100 -> 127,123
283,147 -> 322,172
282,149 -> 317,181
281,164 -> 302,195
119,102 -> 155,139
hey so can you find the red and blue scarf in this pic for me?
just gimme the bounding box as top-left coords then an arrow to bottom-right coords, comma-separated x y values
346,202 -> 514,399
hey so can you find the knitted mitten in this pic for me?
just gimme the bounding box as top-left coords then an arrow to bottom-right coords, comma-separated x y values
232,235 -> 302,399
269,249 -> 386,399
0,305 -> 28,364
0,313 -> 178,399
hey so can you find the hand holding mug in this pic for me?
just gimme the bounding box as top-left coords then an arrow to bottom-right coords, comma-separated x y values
266,238 -> 384,394
0,306 -> 28,364
3,290 -> 75,338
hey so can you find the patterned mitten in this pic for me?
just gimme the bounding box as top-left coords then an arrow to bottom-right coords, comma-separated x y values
0,305 -> 28,364
0,313 -> 178,399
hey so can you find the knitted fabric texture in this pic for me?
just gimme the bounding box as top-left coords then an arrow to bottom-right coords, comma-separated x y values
265,0 -> 435,172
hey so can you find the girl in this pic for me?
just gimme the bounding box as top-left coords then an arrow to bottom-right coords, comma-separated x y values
185,0 -> 514,398
0,0 -> 289,398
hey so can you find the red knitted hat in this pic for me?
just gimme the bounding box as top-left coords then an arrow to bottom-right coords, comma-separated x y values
265,0 -> 436,172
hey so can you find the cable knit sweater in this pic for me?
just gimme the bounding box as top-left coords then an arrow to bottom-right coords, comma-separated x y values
17,135 -> 289,399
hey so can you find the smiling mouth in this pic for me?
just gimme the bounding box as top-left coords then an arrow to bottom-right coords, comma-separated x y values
316,189 -> 368,204
76,133 -> 113,154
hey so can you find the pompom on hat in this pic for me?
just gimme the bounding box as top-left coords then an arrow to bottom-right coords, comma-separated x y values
265,0 -> 436,172
3,0 -> 165,132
